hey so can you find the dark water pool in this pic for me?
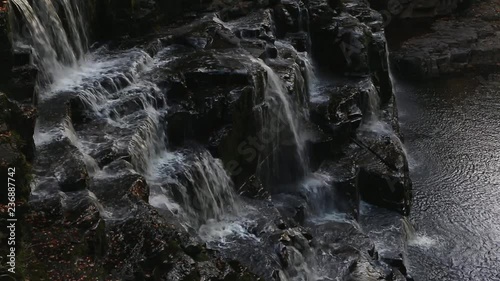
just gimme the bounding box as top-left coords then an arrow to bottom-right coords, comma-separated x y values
394,74 -> 500,280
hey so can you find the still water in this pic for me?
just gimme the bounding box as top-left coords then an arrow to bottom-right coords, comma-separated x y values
395,74 -> 500,280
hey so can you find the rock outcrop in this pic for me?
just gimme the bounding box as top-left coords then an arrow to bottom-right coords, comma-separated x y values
368,0 -> 473,22
391,0 -> 500,78
1,0 -> 414,280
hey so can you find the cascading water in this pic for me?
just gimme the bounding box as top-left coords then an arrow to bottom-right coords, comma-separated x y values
148,149 -> 240,227
3,0 -> 422,279
10,0 -> 240,227
252,58 -> 309,187
9,0 -> 87,81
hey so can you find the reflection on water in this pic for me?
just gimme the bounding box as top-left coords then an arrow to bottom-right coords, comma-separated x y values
395,74 -> 500,280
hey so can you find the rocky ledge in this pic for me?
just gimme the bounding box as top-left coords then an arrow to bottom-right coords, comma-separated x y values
390,0 -> 500,78
1,0 -> 413,280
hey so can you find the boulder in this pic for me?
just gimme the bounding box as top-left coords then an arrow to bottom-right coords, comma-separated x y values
308,0 -> 393,100
353,128 -> 412,215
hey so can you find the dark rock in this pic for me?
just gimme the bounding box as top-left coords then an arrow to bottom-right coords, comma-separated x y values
0,9 -> 12,85
0,93 -> 36,159
308,0 -> 393,101
309,80 -> 366,146
4,65 -> 38,103
353,128 -> 412,214
274,0 -> 308,37
19,195 -> 108,280
35,138 -> 90,193
285,32 -> 310,52
165,15 -> 240,50
95,0 -> 209,38
89,160 -> 149,211
391,2 -> 500,79
6,0 -> 417,279
368,0 -> 462,20
146,48 -> 259,148
229,9 -> 275,42
318,159 -> 360,218
238,175 -> 270,199
209,0 -> 273,21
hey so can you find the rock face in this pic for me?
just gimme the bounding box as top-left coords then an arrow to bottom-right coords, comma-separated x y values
391,0 -> 500,78
368,0 -> 471,22
0,92 -> 35,278
0,9 -> 11,86
307,0 -> 411,215
2,0 -> 414,280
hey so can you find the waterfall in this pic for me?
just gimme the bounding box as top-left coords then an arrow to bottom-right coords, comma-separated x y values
181,151 -> 239,223
148,150 -> 240,227
252,58 -> 309,187
9,0 -> 88,81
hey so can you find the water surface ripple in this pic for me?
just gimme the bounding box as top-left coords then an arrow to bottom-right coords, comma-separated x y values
395,75 -> 500,281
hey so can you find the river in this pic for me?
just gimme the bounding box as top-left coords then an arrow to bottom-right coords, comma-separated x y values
394,74 -> 500,280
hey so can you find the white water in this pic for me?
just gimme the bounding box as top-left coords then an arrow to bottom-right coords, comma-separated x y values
299,172 -> 338,214
10,0 -> 240,227
403,216 -> 439,250
148,150 -> 240,227
9,0 -> 87,82
252,58 -> 308,176
8,3 -> 405,279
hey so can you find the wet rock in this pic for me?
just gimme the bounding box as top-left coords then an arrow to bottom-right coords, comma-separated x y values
36,138 -> 90,192
353,128 -> 412,215
309,10 -> 371,75
148,49 -> 259,148
0,133 -> 30,204
10,1 -> 416,280
274,0 -> 308,37
309,81 -> 365,147
89,160 -> 149,211
392,1 -> 500,79
285,32 -> 310,52
318,159 -> 360,218
228,9 -> 275,42
238,175 -> 270,199
165,15 -> 240,50
209,0 -> 273,21
146,32 -> 310,191
269,43 -> 309,106
308,0 -> 392,100
359,203 -> 410,279
368,0 -> 464,20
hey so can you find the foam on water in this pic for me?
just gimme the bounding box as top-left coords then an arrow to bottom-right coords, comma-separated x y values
403,217 -> 439,250
310,211 -> 353,225
299,172 -> 338,214
199,216 -> 260,246
408,234 -> 438,249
